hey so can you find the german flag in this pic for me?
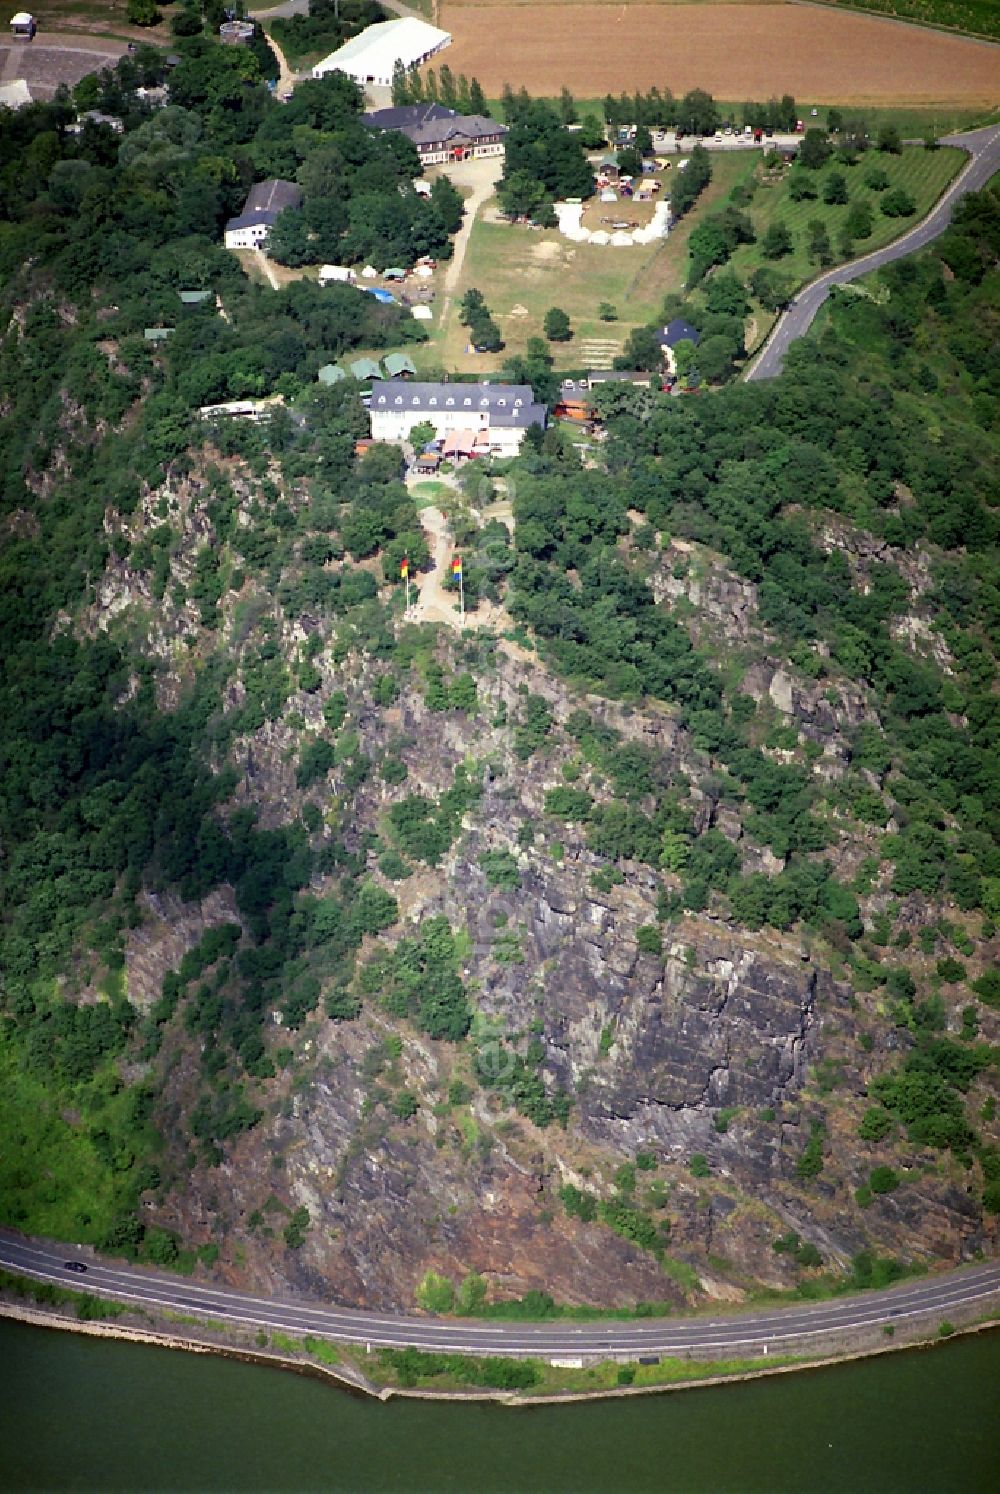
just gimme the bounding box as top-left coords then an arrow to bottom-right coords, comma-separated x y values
400,556 -> 409,580
451,554 -> 462,580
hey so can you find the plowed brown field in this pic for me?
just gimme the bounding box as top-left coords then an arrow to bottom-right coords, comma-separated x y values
438,3 -> 1000,104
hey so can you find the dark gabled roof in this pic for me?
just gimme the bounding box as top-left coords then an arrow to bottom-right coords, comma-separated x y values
370,380 -> 540,418
659,317 -> 701,347
225,180 -> 303,236
243,179 -> 302,216
407,114 -> 505,149
490,404 -> 547,429
225,211 -> 279,233
364,102 -> 505,150
363,102 -> 457,131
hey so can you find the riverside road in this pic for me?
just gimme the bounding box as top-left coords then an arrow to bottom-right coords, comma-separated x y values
746,124 -> 1000,381
2,1231 -> 998,1359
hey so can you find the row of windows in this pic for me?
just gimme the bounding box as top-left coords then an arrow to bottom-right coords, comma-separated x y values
376,395 -> 525,408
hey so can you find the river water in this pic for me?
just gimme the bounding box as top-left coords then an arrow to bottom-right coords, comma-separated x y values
1,1318 -> 997,1491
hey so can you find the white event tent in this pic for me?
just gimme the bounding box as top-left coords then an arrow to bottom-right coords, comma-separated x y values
312,19 -> 451,90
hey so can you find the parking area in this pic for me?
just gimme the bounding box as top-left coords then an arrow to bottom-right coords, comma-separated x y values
1,36 -> 128,99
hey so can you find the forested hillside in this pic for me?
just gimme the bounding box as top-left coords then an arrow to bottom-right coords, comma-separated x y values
0,48 -> 997,1307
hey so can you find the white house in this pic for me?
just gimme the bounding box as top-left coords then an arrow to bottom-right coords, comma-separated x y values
224,178 -> 302,250
312,18 -> 450,90
369,380 -> 546,458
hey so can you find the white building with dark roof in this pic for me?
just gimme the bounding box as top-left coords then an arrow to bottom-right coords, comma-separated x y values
364,102 -> 506,165
312,18 -> 450,90
369,380 -> 546,457
224,179 -> 303,250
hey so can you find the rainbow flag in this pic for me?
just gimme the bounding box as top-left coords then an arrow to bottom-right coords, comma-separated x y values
400,556 -> 409,580
451,554 -> 462,581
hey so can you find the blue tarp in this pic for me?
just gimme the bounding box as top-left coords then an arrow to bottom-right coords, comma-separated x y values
363,288 -> 397,305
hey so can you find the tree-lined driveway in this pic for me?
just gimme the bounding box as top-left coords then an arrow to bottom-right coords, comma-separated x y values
746,124 -> 1000,382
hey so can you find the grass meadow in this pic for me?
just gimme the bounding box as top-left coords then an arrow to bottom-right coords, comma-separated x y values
728,144 -> 965,287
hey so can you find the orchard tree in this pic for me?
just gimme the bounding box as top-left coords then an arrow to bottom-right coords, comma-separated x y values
846,199 -> 873,239
823,172 -> 849,205
762,220 -> 793,259
881,188 -> 916,218
807,219 -> 833,266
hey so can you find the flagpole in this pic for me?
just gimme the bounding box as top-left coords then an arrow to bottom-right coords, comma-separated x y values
459,566 -> 465,623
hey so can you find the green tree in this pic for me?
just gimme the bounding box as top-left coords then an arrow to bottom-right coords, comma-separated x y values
860,1107 -> 894,1142
416,1269 -> 455,1313
762,221 -> 793,259
823,172 -> 848,205
391,59 -> 409,107
127,0 -> 161,23
807,219 -> 834,267
750,266 -> 792,310
788,171 -> 818,202
798,129 -> 832,170
869,1165 -> 901,1194
881,188 -> 916,218
544,307 -> 572,342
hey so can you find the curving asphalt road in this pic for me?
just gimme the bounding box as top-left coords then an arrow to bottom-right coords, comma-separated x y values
2,1230 -> 998,1360
746,124 -> 1000,381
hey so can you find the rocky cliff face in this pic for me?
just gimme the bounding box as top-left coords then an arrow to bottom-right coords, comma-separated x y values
93,462 -> 998,1312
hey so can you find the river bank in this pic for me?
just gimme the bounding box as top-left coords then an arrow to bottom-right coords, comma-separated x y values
2,1283 -> 997,1406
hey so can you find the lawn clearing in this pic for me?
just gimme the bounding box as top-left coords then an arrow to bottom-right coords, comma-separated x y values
423,152 -> 754,373
440,3 -> 1000,105
727,144 -> 964,286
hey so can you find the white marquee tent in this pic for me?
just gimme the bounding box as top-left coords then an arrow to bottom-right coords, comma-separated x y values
312,19 -> 451,90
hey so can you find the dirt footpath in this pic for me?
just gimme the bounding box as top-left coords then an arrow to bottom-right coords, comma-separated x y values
432,154 -> 506,330
409,503 -> 512,632
439,2 -> 1000,104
